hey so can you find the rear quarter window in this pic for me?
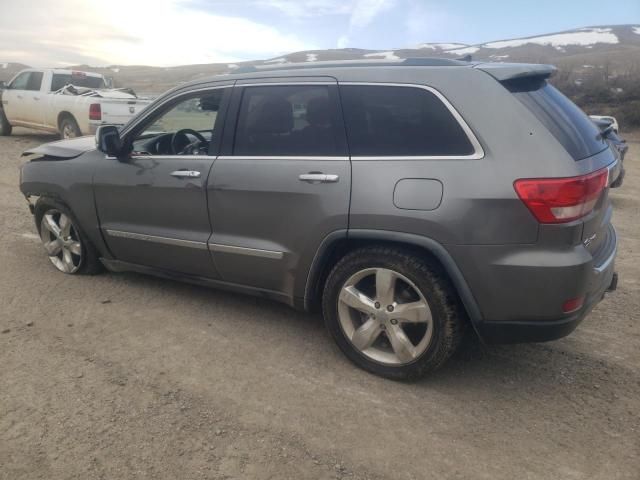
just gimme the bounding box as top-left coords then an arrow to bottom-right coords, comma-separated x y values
504,79 -> 607,161
339,85 -> 475,157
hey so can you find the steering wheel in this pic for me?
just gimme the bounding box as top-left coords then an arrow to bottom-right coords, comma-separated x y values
170,129 -> 207,155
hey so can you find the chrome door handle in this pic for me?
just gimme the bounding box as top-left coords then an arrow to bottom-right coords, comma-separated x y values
171,170 -> 201,178
299,173 -> 339,183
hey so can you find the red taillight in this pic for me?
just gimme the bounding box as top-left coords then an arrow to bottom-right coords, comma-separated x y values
562,296 -> 585,314
89,103 -> 102,121
514,168 -> 608,224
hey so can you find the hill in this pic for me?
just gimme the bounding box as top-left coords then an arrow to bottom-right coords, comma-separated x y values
2,24 -> 640,127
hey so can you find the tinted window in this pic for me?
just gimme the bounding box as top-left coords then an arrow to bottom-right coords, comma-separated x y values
26,71 -> 43,91
51,73 -> 106,91
506,79 -> 607,161
234,85 -> 342,156
340,85 -> 475,156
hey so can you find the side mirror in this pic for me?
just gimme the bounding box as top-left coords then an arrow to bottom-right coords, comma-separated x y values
95,125 -> 123,157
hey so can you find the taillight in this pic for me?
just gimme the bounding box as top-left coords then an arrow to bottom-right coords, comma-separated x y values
562,296 -> 585,314
514,168 -> 608,224
89,103 -> 102,121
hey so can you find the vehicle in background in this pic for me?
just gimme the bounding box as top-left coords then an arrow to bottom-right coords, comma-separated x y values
591,117 -> 628,188
0,69 -> 151,138
589,115 -> 619,133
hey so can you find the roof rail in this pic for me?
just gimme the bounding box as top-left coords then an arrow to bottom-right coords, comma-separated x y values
232,57 -> 471,74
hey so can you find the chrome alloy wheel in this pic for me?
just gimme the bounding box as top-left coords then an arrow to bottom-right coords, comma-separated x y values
39,210 -> 82,273
337,268 -> 433,365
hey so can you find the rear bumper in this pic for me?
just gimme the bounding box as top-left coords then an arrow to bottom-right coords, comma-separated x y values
450,226 -> 618,344
477,269 -> 617,344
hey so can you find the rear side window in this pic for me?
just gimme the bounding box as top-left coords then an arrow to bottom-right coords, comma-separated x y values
339,85 -> 475,157
234,85 -> 344,156
505,79 -> 607,161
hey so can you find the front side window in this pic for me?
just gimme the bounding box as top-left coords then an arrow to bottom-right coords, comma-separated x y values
9,72 -> 31,90
234,85 -> 342,156
340,85 -> 475,157
131,90 -> 225,156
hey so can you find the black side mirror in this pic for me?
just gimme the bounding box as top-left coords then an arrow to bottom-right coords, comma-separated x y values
95,125 -> 123,157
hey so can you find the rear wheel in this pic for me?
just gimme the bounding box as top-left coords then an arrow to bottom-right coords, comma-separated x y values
322,247 -> 465,380
35,199 -> 102,275
0,109 -> 11,136
59,116 -> 81,139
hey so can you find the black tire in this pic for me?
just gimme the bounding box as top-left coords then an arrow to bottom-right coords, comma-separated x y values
322,246 -> 465,380
0,109 -> 11,136
59,115 -> 81,139
35,198 -> 103,275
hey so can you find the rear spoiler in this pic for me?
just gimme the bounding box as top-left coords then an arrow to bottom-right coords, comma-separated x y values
473,62 -> 557,82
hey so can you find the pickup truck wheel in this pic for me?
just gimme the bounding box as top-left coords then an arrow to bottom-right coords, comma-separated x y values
59,116 -> 81,139
35,199 -> 103,275
322,247 -> 465,380
0,109 -> 11,136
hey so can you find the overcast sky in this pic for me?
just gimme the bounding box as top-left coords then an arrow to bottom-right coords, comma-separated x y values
1,0 -> 639,67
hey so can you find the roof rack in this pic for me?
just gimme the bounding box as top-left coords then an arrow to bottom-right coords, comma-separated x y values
232,57 -> 471,74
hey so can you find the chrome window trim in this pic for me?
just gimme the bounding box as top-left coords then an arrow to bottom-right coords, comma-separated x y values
128,154 -> 216,161
236,81 -> 337,87
105,229 -> 208,250
339,82 -> 485,161
208,242 -> 284,260
217,156 -> 348,161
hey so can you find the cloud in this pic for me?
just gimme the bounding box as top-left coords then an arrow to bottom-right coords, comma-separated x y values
349,0 -> 396,29
252,0 -> 352,17
0,0 -> 314,67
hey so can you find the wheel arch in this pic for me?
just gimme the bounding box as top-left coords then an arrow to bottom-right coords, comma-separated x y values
302,229 -> 484,330
57,111 -> 77,130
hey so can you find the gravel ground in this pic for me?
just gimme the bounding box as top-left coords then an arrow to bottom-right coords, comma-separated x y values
1,128 -> 639,479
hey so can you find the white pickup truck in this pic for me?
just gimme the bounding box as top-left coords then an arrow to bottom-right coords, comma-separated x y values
0,68 -> 150,138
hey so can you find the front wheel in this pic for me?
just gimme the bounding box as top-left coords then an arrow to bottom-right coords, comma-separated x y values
35,199 -> 103,275
322,247 -> 465,380
0,109 -> 12,136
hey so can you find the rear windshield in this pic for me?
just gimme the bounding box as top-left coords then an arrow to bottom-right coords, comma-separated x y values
51,73 -> 106,91
505,78 -> 607,161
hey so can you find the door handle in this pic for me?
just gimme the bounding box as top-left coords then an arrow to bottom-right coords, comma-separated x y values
171,170 -> 201,178
33,97 -> 40,101
17,94 -> 23,99
299,173 -> 339,183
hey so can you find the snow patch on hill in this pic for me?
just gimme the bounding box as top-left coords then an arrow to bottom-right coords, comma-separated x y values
265,57 -> 287,64
363,51 -> 400,60
633,27 -> 640,35
483,28 -> 618,49
447,46 -> 479,55
417,43 -> 467,50
306,53 -> 318,62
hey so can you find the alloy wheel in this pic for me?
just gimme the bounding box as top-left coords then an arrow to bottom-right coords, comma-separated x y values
39,210 -> 82,273
337,268 -> 433,365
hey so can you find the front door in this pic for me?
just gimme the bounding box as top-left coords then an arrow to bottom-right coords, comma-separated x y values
93,86 -> 231,278
3,71 -> 44,125
207,80 -> 351,299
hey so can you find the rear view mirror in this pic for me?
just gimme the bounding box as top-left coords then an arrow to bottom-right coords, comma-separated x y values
95,125 -> 123,157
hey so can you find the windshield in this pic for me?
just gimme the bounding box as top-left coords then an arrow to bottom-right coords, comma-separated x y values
51,73 -> 106,91
505,79 -> 608,161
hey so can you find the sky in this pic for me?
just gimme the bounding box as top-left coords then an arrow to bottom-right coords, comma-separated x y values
0,0 -> 638,67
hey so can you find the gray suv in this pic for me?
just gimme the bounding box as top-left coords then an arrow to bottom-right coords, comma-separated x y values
19,59 -> 620,379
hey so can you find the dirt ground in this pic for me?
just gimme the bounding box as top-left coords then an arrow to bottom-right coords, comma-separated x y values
1,128 -> 639,480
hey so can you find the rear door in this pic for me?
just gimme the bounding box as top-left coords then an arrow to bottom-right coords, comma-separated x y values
94,84 -> 232,278
207,78 -> 350,298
